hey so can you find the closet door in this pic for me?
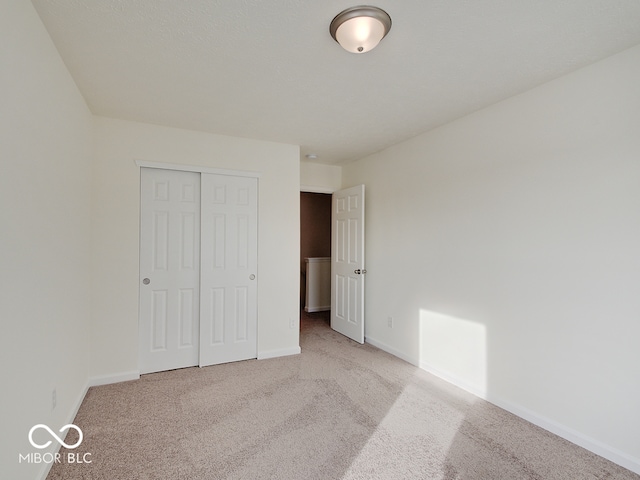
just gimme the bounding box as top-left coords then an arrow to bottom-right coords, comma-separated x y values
199,174 -> 258,366
139,168 -> 201,374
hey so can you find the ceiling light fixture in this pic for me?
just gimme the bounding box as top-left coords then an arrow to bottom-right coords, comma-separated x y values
330,5 -> 392,54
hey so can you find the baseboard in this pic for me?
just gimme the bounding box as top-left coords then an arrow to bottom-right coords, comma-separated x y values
37,378 -> 90,480
38,371 -> 141,479
483,394 -> 640,475
37,372 -> 141,479
257,346 -> 301,360
365,335 -> 418,366
304,306 -> 330,313
89,370 -> 140,387
419,361 -> 488,399
365,334 -> 640,476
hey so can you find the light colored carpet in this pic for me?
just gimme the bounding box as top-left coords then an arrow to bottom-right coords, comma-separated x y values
48,311 -> 638,479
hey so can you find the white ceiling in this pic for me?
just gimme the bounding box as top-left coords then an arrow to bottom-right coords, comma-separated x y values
32,0 -> 640,165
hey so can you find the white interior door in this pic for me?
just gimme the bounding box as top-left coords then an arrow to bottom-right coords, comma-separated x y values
331,184 -> 365,343
139,168 -> 201,374
199,174 -> 258,366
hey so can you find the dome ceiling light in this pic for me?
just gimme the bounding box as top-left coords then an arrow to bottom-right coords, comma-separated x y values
329,6 -> 392,54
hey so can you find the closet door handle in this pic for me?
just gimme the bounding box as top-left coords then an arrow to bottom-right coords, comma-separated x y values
142,278 -> 150,285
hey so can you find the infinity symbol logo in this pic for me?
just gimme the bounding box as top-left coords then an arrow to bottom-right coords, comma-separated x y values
28,424 -> 83,450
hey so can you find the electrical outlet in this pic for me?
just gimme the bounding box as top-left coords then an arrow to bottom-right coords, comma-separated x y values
387,316 -> 394,328
290,317 -> 296,329
52,388 -> 57,410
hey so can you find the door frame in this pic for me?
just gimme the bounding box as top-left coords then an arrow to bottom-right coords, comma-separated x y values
136,160 -> 261,179
299,184 -> 366,344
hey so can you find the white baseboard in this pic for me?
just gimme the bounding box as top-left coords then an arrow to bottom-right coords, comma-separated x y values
257,346 -> 301,360
483,394 -> 640,475
37,378 -> 90,480
89,370 -> 140,387
365,335 -> 418,366
419,361 -> 488,399
365,334 -> 640,476
304,306 -> 330,313
38,372 -> 141,478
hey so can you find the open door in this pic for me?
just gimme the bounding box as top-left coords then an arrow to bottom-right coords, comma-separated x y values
331,184 -> 365,343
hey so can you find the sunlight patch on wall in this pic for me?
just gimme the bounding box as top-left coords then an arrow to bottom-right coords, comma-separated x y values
419,310 -> 487,397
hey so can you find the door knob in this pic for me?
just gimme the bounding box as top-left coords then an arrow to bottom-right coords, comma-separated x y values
354,269 -> 361,274
249,274 -> 256,280
142,278 -> 150,285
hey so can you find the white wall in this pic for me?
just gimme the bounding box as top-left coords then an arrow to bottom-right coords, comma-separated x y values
90,117 -> 301,380
0,1 -> 93,479
300,161 -> 342,192
343,45 -> 640,472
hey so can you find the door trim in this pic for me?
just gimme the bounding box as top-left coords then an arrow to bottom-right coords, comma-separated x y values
300,185 -> 336,194
135,160 -> 261,179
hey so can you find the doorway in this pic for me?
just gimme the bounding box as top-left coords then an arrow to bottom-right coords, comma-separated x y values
300,192 -> 332,321
299,185 -> 366,343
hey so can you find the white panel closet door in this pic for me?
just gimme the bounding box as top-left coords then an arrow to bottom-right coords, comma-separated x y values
199,174 -> 258,366
139,168 -> 201,374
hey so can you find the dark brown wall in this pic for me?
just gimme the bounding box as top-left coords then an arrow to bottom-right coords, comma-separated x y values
300,192 -> 332,306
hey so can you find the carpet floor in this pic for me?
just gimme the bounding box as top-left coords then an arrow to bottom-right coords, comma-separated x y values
48,311 -> 638,479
